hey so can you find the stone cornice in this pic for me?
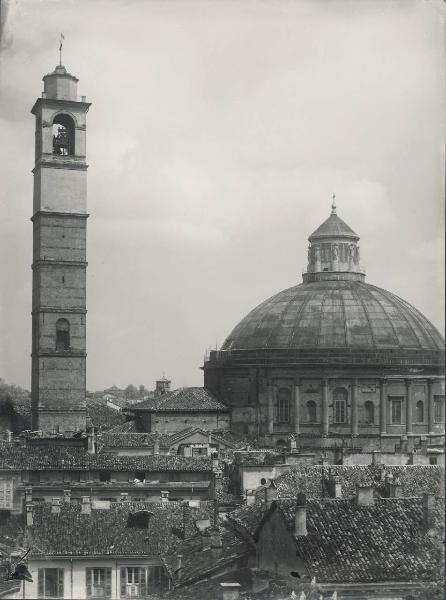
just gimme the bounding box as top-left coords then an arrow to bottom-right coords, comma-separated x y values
31,350 -> 87,358
33,157 -> 88,172
32,259 -> 87,269
31,307 -> 87,314
31,210 -> 89,222
31,97 -> 91,115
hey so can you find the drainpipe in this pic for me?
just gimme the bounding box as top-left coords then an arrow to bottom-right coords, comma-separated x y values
70,558 -> 73,600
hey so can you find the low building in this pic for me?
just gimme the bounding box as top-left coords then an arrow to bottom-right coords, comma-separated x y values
0,440 -> 216,512
126,387 -> 230,434
22,498 -> 214,599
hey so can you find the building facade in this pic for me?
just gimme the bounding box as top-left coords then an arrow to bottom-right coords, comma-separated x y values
204,203 -> 445,451
31,64 -> 90,433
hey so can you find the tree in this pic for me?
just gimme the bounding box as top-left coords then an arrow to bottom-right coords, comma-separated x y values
124,384 -> 138,399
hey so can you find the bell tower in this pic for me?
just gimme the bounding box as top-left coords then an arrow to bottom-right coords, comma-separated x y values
30,63 -> 91,433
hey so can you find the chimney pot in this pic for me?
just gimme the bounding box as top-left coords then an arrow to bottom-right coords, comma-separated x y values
161,491 -> 169,504
87,430 -> 96,454
294,494 -> 307,536
25,487 -> 33,503
264,480 -> 277,509
220,582 -> 241,600
63,489 -> 71,503
51,497 -> 61,514
154,438 -> 160,455
81,496 -> 91,514
26,504 -> 34,526
356,484 -> 374,506
423,493 -> 435,530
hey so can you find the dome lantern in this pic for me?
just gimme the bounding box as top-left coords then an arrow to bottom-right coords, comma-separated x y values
304,198 -> 364,283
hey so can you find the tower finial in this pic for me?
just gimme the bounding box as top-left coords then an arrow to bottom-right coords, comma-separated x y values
59,33 -> 65,66
331,193 -> 336,215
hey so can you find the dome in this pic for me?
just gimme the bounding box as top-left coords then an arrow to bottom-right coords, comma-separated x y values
222,280 -> 444,352
309,212 -> 359,241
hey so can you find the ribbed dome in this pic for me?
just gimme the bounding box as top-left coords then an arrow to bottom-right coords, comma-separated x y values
221,281 -> 444,352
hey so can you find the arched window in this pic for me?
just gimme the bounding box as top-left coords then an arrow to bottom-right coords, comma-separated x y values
52,114 -> 75,156
416,400 -> 424,423
306,400 -> 317,423
276,388 -> 291,423
56,318 -> 70,350
364,401 -> 375,424
333,388 -> 348,424
275,439 -> 287,450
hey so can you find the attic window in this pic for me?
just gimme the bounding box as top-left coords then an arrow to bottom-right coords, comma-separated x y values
126,510 -> 153,529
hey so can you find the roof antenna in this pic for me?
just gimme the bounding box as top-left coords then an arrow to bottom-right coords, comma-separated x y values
331,193 -> 337,215
59,33 -> 65,66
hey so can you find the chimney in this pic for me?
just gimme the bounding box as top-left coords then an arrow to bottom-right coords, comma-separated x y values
212,457 -> 220,472
289,435 -> 297,451
63,489 -> 71,503
264,480 -> 277,509
246,490 -> 256,506
387,476 -> 403,498
331,475 -> 342,499
81,496 -> 92,514
176,555 -> 183,581
87,430 -> 96,454
201,528 -> 212,550
120,492 -> 129,502
294,493 -> 307,536
423,493 -> 435,530
161,490 -> 169,504
154,437 -> 160,455
208,431 -> 213,445
220,582 -> 241,600
25,487 -> 33,504
356,484 -> 374,506
26,504 -> 34,526
51,497 -> 61,514
210,528 -> 223,557
6,430 -> 12,443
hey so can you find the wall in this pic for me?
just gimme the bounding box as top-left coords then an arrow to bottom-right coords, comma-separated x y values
257,508 -> 308,579
150,412 -> 230,434
24,557 -> 165,600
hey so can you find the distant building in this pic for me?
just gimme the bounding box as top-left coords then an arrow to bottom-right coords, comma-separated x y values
126,387 -> 230,434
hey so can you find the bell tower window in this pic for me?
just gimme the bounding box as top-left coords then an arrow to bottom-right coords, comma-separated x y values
56,318 -> 70,351
52,114 -> 75,156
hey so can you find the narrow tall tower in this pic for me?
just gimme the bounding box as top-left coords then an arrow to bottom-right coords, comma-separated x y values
30,64 -> 91,433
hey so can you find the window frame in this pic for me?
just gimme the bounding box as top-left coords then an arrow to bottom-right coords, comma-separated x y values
306,400 -> 317,423
364,400 -> 375,425
38,568 -> 64,599
276,388 -> 291,424
415,400 -> 424,423
434,395 -> 444,423
86,567 -> 112,599
333,388 -> 348,424
390,397 -> 403,425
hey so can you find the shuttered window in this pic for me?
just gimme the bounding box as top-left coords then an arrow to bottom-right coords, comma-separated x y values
37,568 -> 64,598
86,568 -> 112,598
0,479 -> 13,509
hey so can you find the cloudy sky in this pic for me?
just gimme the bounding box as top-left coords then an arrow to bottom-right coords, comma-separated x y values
0,0 -> 444,392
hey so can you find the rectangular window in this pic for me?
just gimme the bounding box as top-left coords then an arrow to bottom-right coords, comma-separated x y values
192,447 -> 207,456
434,396 -> 444,423
334,400 -> 346,424
119,566 -> 167,597
86,567 -> 112,599
391,398 -> 402,424
38,568 -> 64,599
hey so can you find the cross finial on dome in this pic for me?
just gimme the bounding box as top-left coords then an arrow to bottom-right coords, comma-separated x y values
331,193 -> 337,215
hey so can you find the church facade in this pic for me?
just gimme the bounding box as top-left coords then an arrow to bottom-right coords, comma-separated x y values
30,65 -> 90,433
204,202 -> 445,452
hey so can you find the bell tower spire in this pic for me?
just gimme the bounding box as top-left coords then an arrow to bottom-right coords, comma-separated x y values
30,62 -> 91,433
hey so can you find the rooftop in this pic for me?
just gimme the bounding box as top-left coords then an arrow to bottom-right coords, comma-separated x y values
27,500 -> 214,557
130,387 -> 228,413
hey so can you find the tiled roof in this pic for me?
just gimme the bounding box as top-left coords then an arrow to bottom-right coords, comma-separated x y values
28,500 -> 214,557
233,451 -> 282,466
274,465 -> 445,500
0,441 -> 212,472
99,430 -> 172,450
274,497 -> 444,583
163,526 -> 250,586
226,502 -> 267,538
86,398 -> 127,430
131,388 -> 228,412
308,212 -> 359,240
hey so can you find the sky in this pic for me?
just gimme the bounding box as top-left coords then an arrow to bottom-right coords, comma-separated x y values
0,0 -> 444,392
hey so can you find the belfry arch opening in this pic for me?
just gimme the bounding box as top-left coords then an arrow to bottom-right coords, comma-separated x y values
56,318 -> 70,351
52,114 -> 75,156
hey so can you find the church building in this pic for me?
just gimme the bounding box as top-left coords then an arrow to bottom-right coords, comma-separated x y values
204,200 -> 445,452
